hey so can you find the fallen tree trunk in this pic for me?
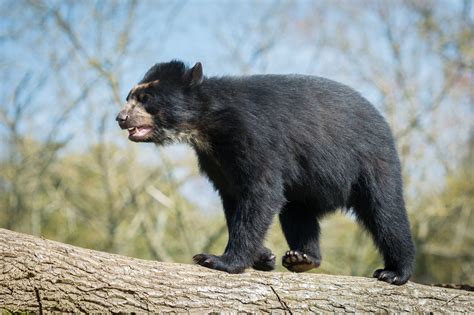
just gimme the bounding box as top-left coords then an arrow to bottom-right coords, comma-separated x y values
0,229 -> 472,313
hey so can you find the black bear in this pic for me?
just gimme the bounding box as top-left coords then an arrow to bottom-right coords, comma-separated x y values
116,60 -> 415,285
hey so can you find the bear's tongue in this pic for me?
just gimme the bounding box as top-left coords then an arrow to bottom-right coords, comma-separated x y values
128,126 -> 152,137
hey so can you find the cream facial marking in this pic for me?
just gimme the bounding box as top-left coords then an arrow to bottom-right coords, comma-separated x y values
130,80 -> 160,95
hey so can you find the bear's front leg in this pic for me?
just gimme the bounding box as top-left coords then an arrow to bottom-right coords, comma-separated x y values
193,179 -> 285,273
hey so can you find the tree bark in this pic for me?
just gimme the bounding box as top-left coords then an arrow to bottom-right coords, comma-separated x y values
0,229 -> 472,313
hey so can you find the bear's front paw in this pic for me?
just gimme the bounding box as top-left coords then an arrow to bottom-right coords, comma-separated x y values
373,268 -> 411,285
252,247 -> 276,271
193,253 -> 245,274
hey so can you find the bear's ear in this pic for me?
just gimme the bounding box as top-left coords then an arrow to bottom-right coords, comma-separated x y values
182,62 -> 203,87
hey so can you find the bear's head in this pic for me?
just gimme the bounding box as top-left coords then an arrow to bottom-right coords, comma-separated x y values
116,60 -> 204,145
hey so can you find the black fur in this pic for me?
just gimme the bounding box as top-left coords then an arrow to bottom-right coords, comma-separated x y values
117,60 -> 416,285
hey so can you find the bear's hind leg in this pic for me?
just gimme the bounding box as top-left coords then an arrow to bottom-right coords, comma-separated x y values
353,181 -> 415,285
279,201 -> 321,273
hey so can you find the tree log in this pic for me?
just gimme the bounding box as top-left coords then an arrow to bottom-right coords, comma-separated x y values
0,229 -> 472,313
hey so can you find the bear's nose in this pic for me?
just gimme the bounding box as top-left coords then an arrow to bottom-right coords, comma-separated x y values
116,111 -> 128,123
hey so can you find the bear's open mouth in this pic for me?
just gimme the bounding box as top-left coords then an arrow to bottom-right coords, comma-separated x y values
128,125 -> 153,139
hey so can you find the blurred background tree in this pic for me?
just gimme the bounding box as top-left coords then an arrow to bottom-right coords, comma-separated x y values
0,0 -> 472,284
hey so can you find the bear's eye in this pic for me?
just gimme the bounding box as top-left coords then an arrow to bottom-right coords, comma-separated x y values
137,93 -> 151,103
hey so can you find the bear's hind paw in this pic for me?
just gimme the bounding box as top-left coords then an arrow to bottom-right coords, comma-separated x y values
373,268 -> 411,285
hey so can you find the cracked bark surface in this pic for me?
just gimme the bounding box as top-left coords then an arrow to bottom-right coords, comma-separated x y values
0,228 -> 472,313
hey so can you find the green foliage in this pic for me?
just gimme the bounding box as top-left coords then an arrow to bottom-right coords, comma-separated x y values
0,138 -> 223,264
412,144 -> 474,284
